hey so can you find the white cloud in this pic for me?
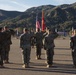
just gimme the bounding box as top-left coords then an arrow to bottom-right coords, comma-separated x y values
0,0 -> 31,11
0,0 -> 76,11
0,4 -> 14,10
54,0 -> 76,4
0,4 -> 25,11
10,0 -> 32,11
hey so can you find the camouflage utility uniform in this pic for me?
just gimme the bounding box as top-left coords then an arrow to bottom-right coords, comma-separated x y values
70,35 -> 76,67
20,29 -> 32,68
0,27 -> 5,67
35,31 -> 45,59
44,29 -> 58,67
3,28 -> 12,63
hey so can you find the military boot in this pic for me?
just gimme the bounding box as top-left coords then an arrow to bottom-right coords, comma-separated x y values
36,56 -> 38,60
47,64 -> 52,68
38,55 -> 41,59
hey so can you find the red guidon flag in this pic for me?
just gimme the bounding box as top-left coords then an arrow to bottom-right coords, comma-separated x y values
36,14 -> 40,32
41,10 -> 46,32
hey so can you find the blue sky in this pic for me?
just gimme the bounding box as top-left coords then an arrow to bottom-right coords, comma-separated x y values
0,0 -> 76,12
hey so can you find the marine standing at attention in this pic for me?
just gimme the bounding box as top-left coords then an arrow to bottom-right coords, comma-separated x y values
20,28 -> 32,68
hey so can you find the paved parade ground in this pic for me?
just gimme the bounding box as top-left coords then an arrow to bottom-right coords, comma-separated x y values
0,37 -> 76,75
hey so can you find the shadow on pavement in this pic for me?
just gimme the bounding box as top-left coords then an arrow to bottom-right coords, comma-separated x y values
2,62 -> 76,74
55,48 -> 71,50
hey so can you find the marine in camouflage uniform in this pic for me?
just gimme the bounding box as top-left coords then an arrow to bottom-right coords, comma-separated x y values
70,34 -> 76,68
0,27 -> 5,67
3,26 -> 12,63
34,28 -> 46,59
44,29 -> 58,68
20,28 -> 32,68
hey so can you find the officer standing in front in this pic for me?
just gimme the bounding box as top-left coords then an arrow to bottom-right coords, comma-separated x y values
20,28 -> 32,68
44,29 -> 58,68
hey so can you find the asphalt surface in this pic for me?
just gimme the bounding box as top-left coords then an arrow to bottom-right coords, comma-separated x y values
0,37 -> 76,75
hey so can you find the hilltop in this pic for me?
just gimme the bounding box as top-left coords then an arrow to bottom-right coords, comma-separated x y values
0,2 -> 76,31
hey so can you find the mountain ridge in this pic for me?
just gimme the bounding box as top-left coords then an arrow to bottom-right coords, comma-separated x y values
0,2 -> 76,31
